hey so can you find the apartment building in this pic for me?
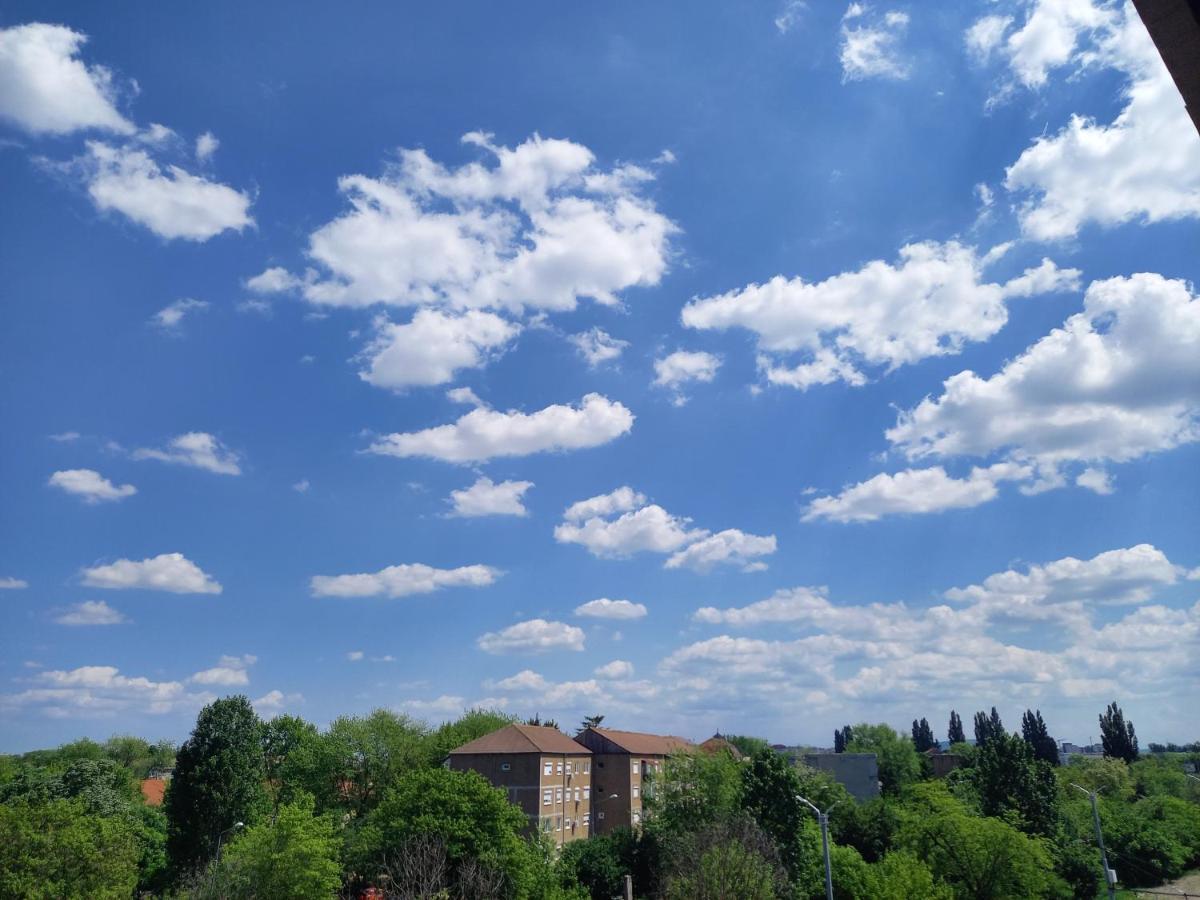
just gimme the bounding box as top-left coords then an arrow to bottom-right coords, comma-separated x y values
448,723 -> 593,846
575,727 -> 693,834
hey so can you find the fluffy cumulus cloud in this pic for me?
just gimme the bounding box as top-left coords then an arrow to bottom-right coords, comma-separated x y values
448,476 -> 533,517
82,142 -> 254,241
889,273 -> 1200,478
966,0 -> 1113,90
310,562 -> 499,598
54,600 -> 127,626
358,309 -> 520,390
0,23 -> 134,135
995,3 -> 1200,239
48,468 -> 137,503
555,486 -> 776,572
0,664 -> 207,718
151,298 -> 209,332
840,4 -> 911,82
666,545 -> 1199,732
248,132 -> 676,312
486,669 -> 608,705
253,690 -> 303,715
367,393 -> 633,463
189,654 -> 257,687
802,463 -> 1031,523
477,619 -> 586,654
570,327 -> 629,367
683,242 -> 1079,390
81,552 -> 222,594
132,432 -> 241,475
653,350 -> 721,403
595,660 -> 635,679
575,598 -> 648,620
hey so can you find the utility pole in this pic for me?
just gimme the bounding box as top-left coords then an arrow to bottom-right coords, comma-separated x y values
796,795 -> 836,900
1070,784 -> 1116,900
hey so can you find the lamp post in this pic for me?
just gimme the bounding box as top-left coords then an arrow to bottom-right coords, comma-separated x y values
796,795 -> 836,900
1070,784 -> 1115,900
214,821 -> 244,862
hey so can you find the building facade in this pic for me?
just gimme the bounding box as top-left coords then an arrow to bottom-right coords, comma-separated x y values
574,727 -> 693,834
802,752 -> 881,802
448,723 -> 593,846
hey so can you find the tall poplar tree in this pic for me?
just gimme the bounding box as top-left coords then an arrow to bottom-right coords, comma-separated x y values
1020,710 -> 1059,766
1099,702 -> 1139,763
947,710 -> 966,745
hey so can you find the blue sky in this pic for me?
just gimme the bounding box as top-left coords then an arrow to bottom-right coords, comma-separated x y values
1,0 -> 1197,753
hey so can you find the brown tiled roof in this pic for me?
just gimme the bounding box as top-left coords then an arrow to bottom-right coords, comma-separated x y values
449,723 -> 591,756
140,778 -> 166,806
588,727 -> 694,755
700,735 -> 745,759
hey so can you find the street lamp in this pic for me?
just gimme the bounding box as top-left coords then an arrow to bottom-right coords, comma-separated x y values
215,821 -> 244,861
796,795 -> 836,900
1069,784 -> 1116,900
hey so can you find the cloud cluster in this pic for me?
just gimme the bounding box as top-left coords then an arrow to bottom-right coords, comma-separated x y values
249,132 -> 676,312
683,242 -> 1078,390
367,393 -> 633,463
81,552 -> 222,594
310,562 -> 499,598
0,665 -> 202,718
555,486 -> 776,572
151,298 -> 209,332
54,600 -> 127,626
48,469 -> 137,503
840,4 -> 911,82
448,476 -> 534,518
575,598 -> 648,620
133,432 -> 241,476
358,309 -> 520,390
477,619 -> 586,654
188,654 -> 257,687
570,327 -> 629,367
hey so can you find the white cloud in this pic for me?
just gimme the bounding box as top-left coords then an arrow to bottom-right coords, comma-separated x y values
775,0 -> 808,34
0,577 -> 28,589
48,469 -> 136,503
49,431 -> 81,442
448,476 -> 533,517
310,562 -> 499,598
395,694 -> 468,716
195,131 -> 219,162
840,4 -> 911,82
133,432 -> 241,475
486,669 -> 607,705
802,463 -> 1032,523
82,141 -> 253,242
595,660 -> 635,679
665,530 -> 778,573
1076,467 -> 1114,495
570,327 -> 629,367
347,650 -> 365,662
575,598 -> 648,620
253,690 -> 303,715
683,241 -> 1079,389
358,309 -> 519,390
245,266 -> 301,294
477,619 -> 586,654
366,393 -> 633,463
54,600 -> 126,626
968,0 -> 1112,89
1002,5 -> 1200,239
888,274 -> 1200,481
189,654 -> 256,686
555,486 -> 776,571
81,552 -> 222,594
292,479 -> 311,493
0,664 -> 206,718
250,132 -> 676,313
0,23 -> 133,135
151,298 -> 208,331
653,350 -> 721,402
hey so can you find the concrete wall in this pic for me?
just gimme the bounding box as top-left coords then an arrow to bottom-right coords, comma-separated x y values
802,753 -> 881,802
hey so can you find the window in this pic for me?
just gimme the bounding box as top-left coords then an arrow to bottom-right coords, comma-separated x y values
632,760 -> 639,774
542,818 -> 553,833
597,811 -> 605,820
574,787 -> 581,802
583,786 -> 590,800
565,761 -> 572,775
583,812 -> 590,826
632,785 -> 639,798
556,787 -> 563,803
556,760 -> 563,775
543,789 -> 552,806
500,762 -> 511,771
544,761 -> 552,776
583,761 -> 591,774
556,816 -> 563,832
633,810 -> 641,824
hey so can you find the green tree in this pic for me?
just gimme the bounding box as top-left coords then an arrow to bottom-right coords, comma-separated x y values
425,707 -> 518,766
579,714 -> 605,732
0,799 -> 140,900
973,707 -> 1004,748
724,734 -> 771,757
165,695 -> 268,878
971,732 -> 1059,836
261,714 -> 321,812
1059,755 -> 1134,801
834,725 -> 854,753
911,718 -> 937,753
1021,709 -> 1060,766
664,839 -> 779,900
322,708 -> 429,816
738,747 -> 814,881
1099,701 -> 1139,763
846,723 -> 921,795
349,767 -> 531,894
558,831 -> 626,899
899,783 -> 1063,900
948,710 -> 966,746
867,851 -> 952,900
647,749 -> 743,835
218,795 -> 342,899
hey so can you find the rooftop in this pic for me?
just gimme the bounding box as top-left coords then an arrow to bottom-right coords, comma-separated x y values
449,723 -> 590,756
584,726 -> 694,755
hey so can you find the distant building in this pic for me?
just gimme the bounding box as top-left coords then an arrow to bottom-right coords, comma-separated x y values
1059,742 -> 1105,765
448,723 -> 593,846
802,753 -> 880,802
575,727 -> 693,834
699,733 -> 745,761
924,749 -> 964,778
140,778 -> 167,806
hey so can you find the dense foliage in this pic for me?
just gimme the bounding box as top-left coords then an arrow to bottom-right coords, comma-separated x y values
0,697 -> 1195,898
